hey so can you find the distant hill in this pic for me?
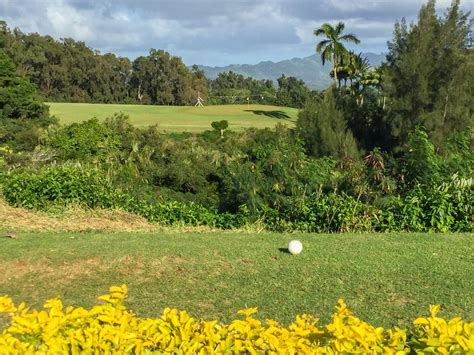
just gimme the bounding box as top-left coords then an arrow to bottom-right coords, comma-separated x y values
199,53 -> 385,90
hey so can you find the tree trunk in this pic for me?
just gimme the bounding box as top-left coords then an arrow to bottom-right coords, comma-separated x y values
443,94 -> 449,119
137,80 -> 144,104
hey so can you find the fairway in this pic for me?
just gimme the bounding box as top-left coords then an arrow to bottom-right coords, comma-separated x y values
47,103 -> 298,132
1,232 -> 472,329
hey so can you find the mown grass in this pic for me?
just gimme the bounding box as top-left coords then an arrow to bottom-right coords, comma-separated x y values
0,232 -> 472,329
47,103 -> 298,131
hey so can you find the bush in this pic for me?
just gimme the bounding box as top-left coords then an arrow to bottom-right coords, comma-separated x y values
1,285 -> 472,353
296,90 -> 359,159
377,182 -> 473,232
124,200 -> 248,229
1,164 -> 122,209
257,193 -> 374,233
49,118 -> 119,161
1,162 -> 471,233
0,164 -> 250,229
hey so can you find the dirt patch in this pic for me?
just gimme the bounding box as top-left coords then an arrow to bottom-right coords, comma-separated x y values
385,293 -> 416,306
0,199 -> 156,232
0,257 -> 107,283
0,254 -> 199,286
149,255 -> 188,271
117,255 -> 146,277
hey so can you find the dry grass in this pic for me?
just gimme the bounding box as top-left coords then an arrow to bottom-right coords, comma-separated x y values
0,257 -> 107,283
0,199 -> 270,234
0,255 -> 191,284
0,199 -> 156,233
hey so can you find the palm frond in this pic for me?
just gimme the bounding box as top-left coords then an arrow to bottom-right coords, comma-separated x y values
314,23 -> 334,37
335,22 -> 345,36
339,33 -> 361,44
316,39 -> 331,53
321,47 -> 332,66
333,43 -> 347,60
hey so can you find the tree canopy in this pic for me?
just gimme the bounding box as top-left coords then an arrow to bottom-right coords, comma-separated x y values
384,0 -> 473,148
0,49 -> 54,151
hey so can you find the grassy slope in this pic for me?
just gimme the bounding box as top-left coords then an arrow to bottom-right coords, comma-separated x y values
0,232 -> 472,328
47,103 -> 298,132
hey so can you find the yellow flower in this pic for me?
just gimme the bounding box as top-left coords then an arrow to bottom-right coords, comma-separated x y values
0,286 -> 472,353
0,296 -> 16,313
237,308 -> 258,317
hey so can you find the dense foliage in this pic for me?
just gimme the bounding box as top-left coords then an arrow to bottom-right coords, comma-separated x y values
384,0 -> 473,148
0,50 -> 54,151
0,0 -> 472,233
1,115 -> 471,232
0,22 -> 207,105
1,285 -> 473,353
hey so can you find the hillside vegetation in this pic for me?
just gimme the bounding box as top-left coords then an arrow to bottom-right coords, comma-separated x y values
0,0 -> 472,233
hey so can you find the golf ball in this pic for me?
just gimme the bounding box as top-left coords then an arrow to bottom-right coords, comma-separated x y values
288,240 -> 303,255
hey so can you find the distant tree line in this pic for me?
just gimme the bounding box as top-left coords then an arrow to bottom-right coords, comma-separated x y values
208,71 -> 311,108
0,22 -> 208,106
0,21 -> 312,108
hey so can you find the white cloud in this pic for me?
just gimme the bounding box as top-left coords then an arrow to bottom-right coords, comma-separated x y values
0,0 -> 472,65
45,0 -> 94,41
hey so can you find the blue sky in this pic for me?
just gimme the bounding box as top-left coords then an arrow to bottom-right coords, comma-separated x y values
0,0 -> 472,66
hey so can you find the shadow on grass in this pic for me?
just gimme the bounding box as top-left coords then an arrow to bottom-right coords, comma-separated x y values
278,247 -> 291,254
245,110 -> 292,120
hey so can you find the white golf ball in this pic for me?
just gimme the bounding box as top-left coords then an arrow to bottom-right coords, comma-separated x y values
288,240 -> 303,255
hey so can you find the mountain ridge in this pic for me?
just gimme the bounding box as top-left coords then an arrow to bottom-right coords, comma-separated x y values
198,53 -> 385,90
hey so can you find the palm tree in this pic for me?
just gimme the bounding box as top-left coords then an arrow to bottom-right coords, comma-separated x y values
346,52 -> 371,103
348,52 -> 370,83
314,22 -> 360,86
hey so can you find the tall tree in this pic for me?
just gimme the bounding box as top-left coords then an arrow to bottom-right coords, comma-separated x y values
384,0 -> 473,148
191,65 -> 209,104
314,22 -> 360,86
296,89 -> 359,159
0,50 -> 54,151
276,75 -> 309,108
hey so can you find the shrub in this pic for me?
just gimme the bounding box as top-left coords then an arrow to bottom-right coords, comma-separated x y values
0,165 -> 250,229
2,162 -> 471,233
0,285 -> 472,353
49,118 -> 119,161
262,193 -> 375,233
2,164 -> 121,209
377,182 -> 473,232
296,90 -> 359,159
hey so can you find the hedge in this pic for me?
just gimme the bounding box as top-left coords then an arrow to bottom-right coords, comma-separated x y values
1,285 -> 472,353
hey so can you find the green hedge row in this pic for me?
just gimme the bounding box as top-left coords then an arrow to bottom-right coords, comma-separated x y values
1,165 -> 472,232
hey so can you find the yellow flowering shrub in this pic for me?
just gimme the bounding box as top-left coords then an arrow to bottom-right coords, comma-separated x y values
0,285 -> 472,354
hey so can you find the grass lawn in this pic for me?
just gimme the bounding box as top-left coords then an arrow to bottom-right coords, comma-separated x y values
0,232 -> 472,329
47,103 -> 298,132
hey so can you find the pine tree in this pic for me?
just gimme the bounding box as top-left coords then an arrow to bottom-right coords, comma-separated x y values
296,89 -> 359,159
384,0 -> 473,148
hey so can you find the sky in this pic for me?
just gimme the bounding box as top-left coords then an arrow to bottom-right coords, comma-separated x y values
0,0 -> 472,66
